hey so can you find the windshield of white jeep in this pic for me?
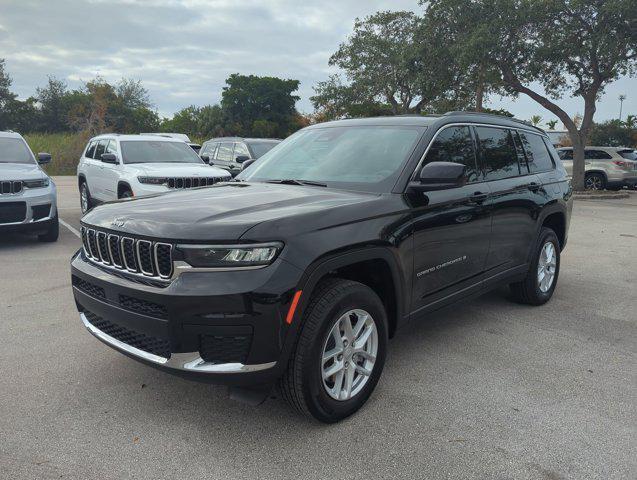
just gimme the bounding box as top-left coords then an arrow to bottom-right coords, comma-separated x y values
238,126 -> 425,192
120,141 -> 204,164
0,138 -> 35,164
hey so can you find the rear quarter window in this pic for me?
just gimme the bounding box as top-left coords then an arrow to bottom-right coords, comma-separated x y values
519,132 -> 555,172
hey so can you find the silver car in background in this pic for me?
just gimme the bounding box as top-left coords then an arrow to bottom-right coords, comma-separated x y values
557,146 -> 637,190
0,130 -> 58,242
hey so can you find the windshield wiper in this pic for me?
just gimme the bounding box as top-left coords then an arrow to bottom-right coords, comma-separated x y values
265,179 -> 327,187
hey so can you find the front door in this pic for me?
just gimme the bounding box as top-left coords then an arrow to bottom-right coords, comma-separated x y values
99,140 -> 121,200
410,125 -> 492,314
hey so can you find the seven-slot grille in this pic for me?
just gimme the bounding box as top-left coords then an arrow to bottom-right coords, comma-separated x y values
167,177 -> 223,189
81,226 -> 173,279
1,180 -> 23,195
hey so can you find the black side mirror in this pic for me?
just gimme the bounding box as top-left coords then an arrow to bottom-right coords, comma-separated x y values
37,152 -> 52,165
201,154 -> 211,164
100,153 -> 118,164
241,159 -> 256,171
411,161 -> 467,192
235,155 -> 250,164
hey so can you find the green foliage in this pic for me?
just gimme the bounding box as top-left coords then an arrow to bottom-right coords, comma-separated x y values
529,115 -> 543,126
23,132 -> 91,175
546,119 -> 558,130
588,119 -> 637,147
221,74 -> 300,137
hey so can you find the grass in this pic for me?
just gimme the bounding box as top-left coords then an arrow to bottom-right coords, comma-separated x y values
24,132 -> 91,176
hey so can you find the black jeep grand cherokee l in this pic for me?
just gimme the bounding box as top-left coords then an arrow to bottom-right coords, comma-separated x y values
71,113 -> 572,422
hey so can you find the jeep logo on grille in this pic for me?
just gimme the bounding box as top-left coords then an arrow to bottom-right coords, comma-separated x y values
111,218 -> 127,228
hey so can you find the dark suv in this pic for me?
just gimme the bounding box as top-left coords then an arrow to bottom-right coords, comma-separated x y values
70,113 -> 572,422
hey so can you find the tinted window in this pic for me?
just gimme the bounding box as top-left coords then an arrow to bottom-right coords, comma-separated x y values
216,143 -> 234,162
94,140 -> 108,159
558,149 -> 573,160
519,132 -> 554,172
85,141 -> 96,159
201,142 -> 217,158
424,126 -> 479,183
585,150 -> 612,160
240,126 -> 424,193
233,142 -> 250,159
475,127 -> 520,180
120,141 -> 204,164
248,141 -> 279,158
0,138 -> 34,164
618,150 -> 637,160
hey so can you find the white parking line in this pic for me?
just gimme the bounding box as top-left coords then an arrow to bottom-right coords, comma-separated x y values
59,218 -> 81,239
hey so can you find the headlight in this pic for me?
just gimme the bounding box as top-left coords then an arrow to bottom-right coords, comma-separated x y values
176,242 -> 283,268
23,178 -> 50,188
138,176 -> 167,185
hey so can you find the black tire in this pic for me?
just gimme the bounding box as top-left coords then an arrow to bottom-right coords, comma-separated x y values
279,278 -> 388,423
119,188 -> 133,199
38,214 -> 59,242
607,185 -> 622,191
510,227 -> 560,305
80,181 -> 92,213
584,172 -> 606,191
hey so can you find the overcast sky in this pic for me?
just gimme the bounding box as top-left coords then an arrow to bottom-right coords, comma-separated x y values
1,0 -> 635,127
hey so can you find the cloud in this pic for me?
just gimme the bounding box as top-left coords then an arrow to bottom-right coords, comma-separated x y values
0,0 -> 633,121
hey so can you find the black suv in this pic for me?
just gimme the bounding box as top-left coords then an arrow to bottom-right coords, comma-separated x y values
71,113 -> 572,422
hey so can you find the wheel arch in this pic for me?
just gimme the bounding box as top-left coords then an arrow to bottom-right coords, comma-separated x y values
117,181 -> 133,198
78,173 -> 87,188
295,247 -> 406,339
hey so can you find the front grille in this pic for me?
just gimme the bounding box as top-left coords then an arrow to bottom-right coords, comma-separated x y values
167,177 -> 222,189
1,180 -> 23,195
72,276 -> 106,299
0,201 -> 26,224
81,227 -> 173,280
31,204 -> 51,220
84,310 -> 171,358
119,294 -> 168,319
199,334 -> 252,364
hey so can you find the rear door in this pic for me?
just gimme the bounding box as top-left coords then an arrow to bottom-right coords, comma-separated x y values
475,126 -> 541,276
231,142 -> 251,176
410,125 -> 492,313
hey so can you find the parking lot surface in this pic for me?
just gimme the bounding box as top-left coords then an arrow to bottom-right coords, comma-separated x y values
1,177 -> 635,480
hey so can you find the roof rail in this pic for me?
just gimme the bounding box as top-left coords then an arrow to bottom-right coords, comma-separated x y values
443,111 -> 545,133
1,129 -> 15,133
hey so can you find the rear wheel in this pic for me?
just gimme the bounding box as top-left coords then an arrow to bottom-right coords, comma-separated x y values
37,214 -> 59,242
584,173 -> 605,191
510,227 -> 560,305
79,182 -> 92,213
279,278 -> 388,423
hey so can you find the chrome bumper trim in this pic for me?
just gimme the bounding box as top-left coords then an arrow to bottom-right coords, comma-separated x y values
80,313 -> 276,374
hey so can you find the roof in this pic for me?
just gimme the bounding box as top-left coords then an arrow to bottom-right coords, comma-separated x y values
557,146 -> 635,151
90,134 -> 185,142
203,137 -> 282,143
0,130 -> 23,139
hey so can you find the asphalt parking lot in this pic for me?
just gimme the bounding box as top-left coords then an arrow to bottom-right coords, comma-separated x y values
1,177 -> 635,480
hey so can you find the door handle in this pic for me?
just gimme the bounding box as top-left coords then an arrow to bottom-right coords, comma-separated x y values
468,192 -> 488,204
527,182 -> 540,192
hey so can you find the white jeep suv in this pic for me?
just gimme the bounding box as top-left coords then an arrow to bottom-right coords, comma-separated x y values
77,134 -> 231,213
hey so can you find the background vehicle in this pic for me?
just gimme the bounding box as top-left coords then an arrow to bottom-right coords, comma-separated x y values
557,146 -> 637,190
0,131 -> 58,242
77,134 -> 231,213
71,113 -> 571,422
199,137 -> 281,177
141,133 -> 201,153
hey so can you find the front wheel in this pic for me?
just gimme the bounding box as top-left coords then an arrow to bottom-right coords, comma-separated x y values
510,227 -> 560,305
79,182 -> 92,213
279,278 -> 388,423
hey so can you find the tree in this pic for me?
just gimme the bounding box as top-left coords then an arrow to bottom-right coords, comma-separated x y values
546,119 -> 558,130
424,0 -> 637,190
116,78 -> 152,110
221,73 -> 300,137
588,119 -> 636,147
0,58 -> 18,130
36,76 -> 70,132
529,115 -> 543,126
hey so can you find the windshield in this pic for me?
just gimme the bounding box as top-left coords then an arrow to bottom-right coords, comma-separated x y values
120,141 -> 204,164
248,141 -> 280,158
239,126 -> 424,192
0,138 -> 35,164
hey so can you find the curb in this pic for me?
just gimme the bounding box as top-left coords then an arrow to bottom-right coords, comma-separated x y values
573,192 -> 630,200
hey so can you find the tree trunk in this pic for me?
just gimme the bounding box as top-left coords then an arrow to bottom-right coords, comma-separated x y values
570,133 -> 586,191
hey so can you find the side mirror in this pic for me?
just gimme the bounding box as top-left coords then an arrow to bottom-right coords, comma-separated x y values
241,159 -> 256,171
411,161 -> 467,192
37,152 -> 52,165
100,153 -> 118,164
235,155 -> 250,164
201,154 -> 210,164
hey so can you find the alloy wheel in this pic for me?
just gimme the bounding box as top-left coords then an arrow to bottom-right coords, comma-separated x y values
321,309 -> 378,401
585,175 -> 603,190
537,241 -> 557,293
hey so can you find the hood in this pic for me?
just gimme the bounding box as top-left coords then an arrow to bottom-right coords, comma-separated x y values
0,163 -> 46,180
81,182 -> 382,241
125,162 -> 231,178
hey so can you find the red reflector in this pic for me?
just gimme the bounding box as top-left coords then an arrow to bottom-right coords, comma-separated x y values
285,290 -> 302,325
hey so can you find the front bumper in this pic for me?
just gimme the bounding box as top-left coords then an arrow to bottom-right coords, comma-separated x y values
71,249 -> 303,386
0,183 -> 57,232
